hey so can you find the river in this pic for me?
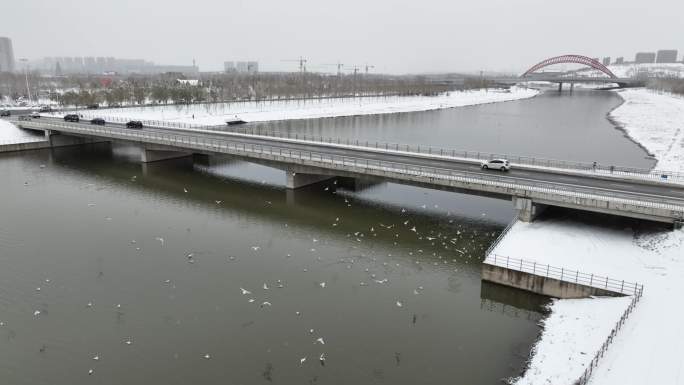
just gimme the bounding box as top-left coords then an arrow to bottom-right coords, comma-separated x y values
0,90 -> 650,384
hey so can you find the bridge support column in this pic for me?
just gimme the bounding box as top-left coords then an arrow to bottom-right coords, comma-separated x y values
285,168 -> 334,189
557,82 -> 563,92
513,197 -> 546,222
141,145 -> 192,163
570,83 -> 575,92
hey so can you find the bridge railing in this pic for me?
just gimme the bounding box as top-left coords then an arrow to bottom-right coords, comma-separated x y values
484,254 -> 643,296
20,120 -> 684,215
38,114 -> 684,184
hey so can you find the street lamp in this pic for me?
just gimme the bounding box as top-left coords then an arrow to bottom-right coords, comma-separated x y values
19,58 -> 31,105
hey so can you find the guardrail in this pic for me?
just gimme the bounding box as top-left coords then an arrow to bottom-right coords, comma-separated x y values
484,219 -> 518,258
41,113 -> 684,184
574,285 -> 644,385
484,254 -> 643,296
18,120 -> 684,217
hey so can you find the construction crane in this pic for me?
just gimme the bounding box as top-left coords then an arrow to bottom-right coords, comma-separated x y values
321,62 -> 344,76
280,56 -> 308,73
364,64 -> 375,74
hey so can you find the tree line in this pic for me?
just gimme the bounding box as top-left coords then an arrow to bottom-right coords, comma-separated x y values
0,71 -> 483,107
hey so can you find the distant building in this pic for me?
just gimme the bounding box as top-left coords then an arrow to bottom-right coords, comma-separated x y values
236,61 -> 248,73
635,52 -> 656,64
233,61 -> 259,74
0,37 -> 15,72
31,56 -> 198,75
224,61 -> 235,72
177,79 -> 199,86
602,57 -> 611,66
614,57 -> 624,65
656,50 -> 678,64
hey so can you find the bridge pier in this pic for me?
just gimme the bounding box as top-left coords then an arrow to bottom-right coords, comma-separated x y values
285,168 -> 334,189
557,82 -> 563,92
141,145 -> 193,163
513,197 -> 546,222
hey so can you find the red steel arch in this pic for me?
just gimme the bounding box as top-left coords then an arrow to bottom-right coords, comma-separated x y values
522,55 -> 617,79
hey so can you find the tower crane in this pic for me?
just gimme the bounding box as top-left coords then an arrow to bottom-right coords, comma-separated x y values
364,64 -> 375,74
280,56 -> 308,73
321,62 -> 344,75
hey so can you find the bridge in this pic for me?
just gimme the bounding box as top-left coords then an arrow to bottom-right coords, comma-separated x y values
11,116 -> 684,226
489,54 -> 645,89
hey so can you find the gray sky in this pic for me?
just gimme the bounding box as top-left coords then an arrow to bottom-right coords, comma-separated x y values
3,0 -> 683,74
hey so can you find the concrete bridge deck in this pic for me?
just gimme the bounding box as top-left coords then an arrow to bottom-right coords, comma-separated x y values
13,117 -> 684,224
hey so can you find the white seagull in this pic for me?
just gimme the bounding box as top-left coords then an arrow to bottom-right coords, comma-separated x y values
240,287 -> 251,295
316,337 -> 325,345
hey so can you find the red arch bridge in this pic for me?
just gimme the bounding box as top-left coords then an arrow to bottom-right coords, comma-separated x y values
489,54 -> 643,89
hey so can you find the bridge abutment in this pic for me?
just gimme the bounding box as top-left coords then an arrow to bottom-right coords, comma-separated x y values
513,197 -> 546,222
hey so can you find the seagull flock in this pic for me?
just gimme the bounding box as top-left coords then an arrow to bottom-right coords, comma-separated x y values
18,169 -> 497,380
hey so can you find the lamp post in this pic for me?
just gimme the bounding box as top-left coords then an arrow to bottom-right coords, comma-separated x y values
19,58 -> 31,105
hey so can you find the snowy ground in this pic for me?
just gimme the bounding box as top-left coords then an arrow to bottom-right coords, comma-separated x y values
0,119 -> 46,144
62,87 -> 539,125
611,89 -> 684,173
498,219 -> 684,385
500,87 -> 684,385
512,296 -> 632,385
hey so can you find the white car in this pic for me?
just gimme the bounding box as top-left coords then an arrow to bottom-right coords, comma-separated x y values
481,159 -> 511,171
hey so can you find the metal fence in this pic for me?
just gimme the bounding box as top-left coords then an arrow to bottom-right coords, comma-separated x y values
574,286 -> 644,385
484,254 -> 643,296
18,120 -> 684,217
42,114 -> 684,184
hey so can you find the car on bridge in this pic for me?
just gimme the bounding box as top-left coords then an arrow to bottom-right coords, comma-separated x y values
481,159 -> 511,171
39,106 -> 53,113
125,121 -> 143,129
64,114 -> 80,122
29,111 -> 41,118
0,110 -> 10,117
90,118 -> 106,126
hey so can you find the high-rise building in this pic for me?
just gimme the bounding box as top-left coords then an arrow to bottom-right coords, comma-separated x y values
224,61 -> 235,72
247,61 -> 259,73
0,37 -> 16,72
615,57 -> 624,65
602,57 -> 611,66
236,61 -> 249,73
635,52 -> 656,64
656,50 -> 678,64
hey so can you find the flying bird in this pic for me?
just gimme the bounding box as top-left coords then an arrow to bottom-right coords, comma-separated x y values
240,288 -> 251,295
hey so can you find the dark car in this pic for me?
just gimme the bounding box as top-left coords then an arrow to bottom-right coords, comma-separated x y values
0,110 -> 10,117
86,104 -> 99,110
64,114 -> 80,122
90,118 -> 106,126
126,121 -> 143,129
39,106 -> 53,113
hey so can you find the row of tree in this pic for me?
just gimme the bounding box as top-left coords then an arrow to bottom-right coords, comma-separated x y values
647,78 -> 684,96
1,71 -> 480,107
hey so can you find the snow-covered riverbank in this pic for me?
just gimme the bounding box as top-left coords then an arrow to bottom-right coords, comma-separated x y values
610,89 -> 684,173
66,87 -> 539,125
505,87 -> 684,385
499,219 -> 684,385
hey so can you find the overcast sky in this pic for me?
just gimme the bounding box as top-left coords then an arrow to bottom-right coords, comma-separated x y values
2,0 -> 683,74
